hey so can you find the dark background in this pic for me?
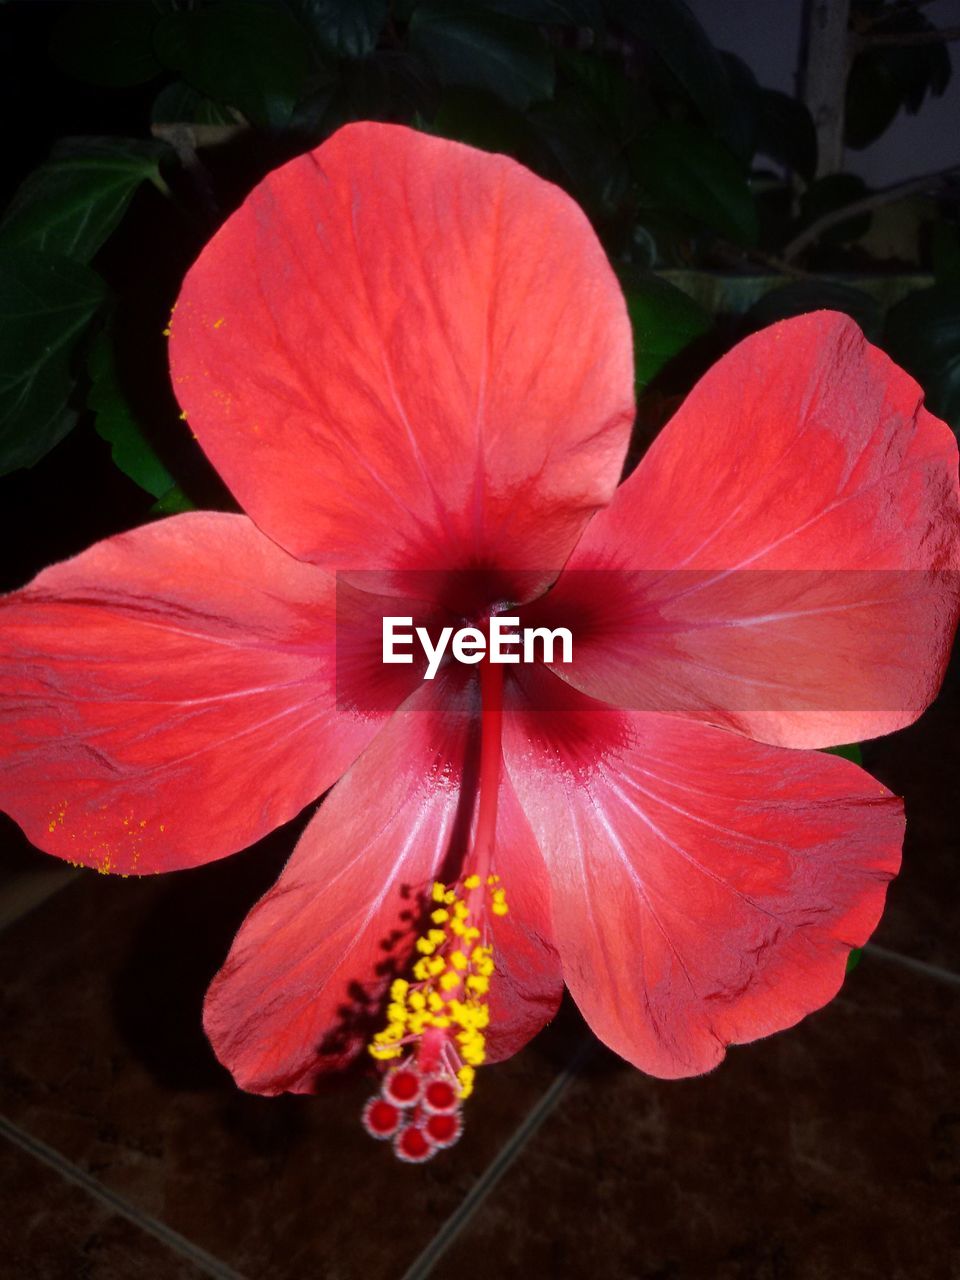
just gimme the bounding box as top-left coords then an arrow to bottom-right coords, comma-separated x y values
0,2 -> 958,1277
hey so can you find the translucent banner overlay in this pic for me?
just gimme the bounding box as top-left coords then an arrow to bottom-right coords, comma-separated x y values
335,569 -> 959,716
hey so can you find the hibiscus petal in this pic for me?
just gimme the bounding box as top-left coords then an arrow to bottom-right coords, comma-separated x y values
169,122 -> 633,598
0,513 -> 383,873
544,312 -> 960,747
504,673 -> 902,1078
204,676 -> 562,1094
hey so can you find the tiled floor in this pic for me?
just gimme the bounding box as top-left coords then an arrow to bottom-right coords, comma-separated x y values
1,662 -> 958,1279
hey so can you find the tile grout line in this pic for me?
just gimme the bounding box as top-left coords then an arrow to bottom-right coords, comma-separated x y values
0,1114 -> 247,1280
399,1036 -> 597,1280
398,936 -> 960,1280
864,942 -> 960,988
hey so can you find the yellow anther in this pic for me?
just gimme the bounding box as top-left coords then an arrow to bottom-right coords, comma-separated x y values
369,1044 -> 402,1060
367,873 -> 510,1119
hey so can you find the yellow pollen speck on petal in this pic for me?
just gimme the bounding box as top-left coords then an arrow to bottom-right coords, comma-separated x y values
162,327 -> 171,337
431,908 -> 450,924
214,317 -> 225,329
450,950 -> 468,971
463,874 -> 480,890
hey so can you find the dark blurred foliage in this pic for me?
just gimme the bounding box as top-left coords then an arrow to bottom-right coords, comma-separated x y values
0,0 -> 958,584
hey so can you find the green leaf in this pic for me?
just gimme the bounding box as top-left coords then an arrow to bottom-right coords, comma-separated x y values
481,0 -> 603,22
632,123 -> 758,246
0,252 -> 106,474
49,1 -> 162,88
152,485 -> 197,516
931,223 -> 960,288
884,286 -> 960,432
718,52 -> 759,166
88,333 -> 179,502
320,51 -> 440,133
286,0 -> 389,59
0,138 -> 168,265
154,2 -> 311,129
409,5 -> 555,110
151,81 -> 238,127
745,281 -> 882,341
622,271 -> 711,387
607,0 -> 737,149
845,10 -> 952,150
556,48 -> 640,136
823,743 -> 863,765
656,270 -> 932,319
845,947 -> 863,974
755,89 -> 817,181
426,89 -> 534,156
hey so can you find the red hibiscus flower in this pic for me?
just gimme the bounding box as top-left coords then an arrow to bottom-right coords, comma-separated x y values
2,123 -> 958,1165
